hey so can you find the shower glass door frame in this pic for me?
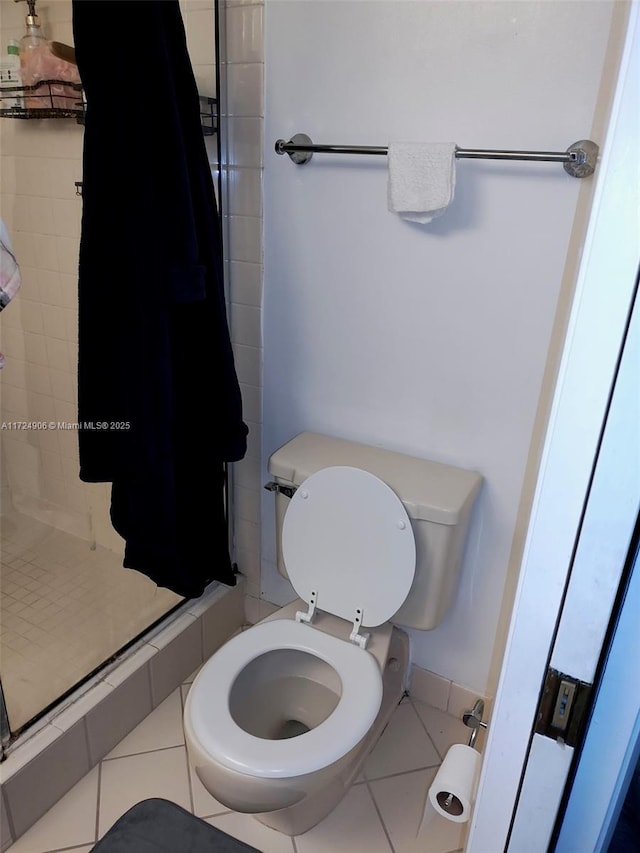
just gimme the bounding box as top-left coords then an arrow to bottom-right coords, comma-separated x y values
0,0 -> 223,745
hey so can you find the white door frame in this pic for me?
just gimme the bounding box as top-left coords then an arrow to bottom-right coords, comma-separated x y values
507,276 -> 639,852
466,4 -> 640,850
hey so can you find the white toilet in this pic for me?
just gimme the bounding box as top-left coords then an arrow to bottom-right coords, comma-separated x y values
184,431 -> 482,836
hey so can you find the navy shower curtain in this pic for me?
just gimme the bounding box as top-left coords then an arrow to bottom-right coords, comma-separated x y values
72,0 -> 248,598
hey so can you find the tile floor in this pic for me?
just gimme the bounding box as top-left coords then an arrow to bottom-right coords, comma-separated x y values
5,665 -> 477,853
1,512 -> 182,730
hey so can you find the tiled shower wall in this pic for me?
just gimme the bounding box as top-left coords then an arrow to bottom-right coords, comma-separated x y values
0,0 -> 89,540
0,0 -> 221,551
0,0 -> 264,593
221,0 -> 265,610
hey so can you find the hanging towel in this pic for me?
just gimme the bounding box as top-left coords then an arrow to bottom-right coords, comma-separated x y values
387,142 -> 457,223
0,219 -> 21,369
73,0 -> 248,598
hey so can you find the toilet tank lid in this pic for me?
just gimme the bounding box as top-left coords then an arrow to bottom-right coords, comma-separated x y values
268,432 -> 482,526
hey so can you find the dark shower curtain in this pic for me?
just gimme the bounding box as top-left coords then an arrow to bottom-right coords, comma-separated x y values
72,0 -> 248,598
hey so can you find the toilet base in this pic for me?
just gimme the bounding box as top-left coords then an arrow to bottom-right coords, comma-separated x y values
253,625 -> 410,836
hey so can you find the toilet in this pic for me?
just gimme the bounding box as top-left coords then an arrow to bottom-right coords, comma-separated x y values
184,431 -> 482,836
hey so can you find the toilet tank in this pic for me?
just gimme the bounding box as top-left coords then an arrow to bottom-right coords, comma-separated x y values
267,432 -> 482,631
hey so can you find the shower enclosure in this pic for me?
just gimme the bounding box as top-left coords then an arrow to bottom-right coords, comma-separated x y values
0,0 -> 220,745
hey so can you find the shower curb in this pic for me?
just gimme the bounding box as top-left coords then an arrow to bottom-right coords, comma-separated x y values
0,579 -> 245,849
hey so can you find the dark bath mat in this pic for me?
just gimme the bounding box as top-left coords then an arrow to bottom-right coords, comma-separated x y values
90,798 -> 261,853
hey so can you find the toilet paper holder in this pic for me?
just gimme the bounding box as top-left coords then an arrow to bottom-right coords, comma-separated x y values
462,699 -> 488,749
418,698 -> 489,831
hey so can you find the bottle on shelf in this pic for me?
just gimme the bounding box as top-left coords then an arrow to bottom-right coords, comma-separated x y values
18,0 -> 81,111
19,0 -> 48,108
0,41 -> 23,110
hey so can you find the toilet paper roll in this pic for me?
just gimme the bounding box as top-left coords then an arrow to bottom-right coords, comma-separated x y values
427,743 -> 480,824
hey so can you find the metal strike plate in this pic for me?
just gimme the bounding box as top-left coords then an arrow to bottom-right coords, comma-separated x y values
550,679 -> 577,730
535,668 -> 592,746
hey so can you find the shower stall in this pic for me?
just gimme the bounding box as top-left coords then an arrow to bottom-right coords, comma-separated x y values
0,0 -> 220,747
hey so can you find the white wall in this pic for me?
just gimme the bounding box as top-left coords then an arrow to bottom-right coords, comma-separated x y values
261,0 -> 617,693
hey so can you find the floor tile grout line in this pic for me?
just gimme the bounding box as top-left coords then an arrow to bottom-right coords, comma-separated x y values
365,779 -> 396,853
102,741 -> 186,763
199,808 -> 234,820
94,757 -> 103,842
42,844 -> 96,853
291,833 -> 299,853
410,699 -> 448,762
178,684 -> 197,816
365,762 -> 441,784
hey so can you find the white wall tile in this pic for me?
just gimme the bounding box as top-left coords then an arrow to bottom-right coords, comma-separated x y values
2,386 -> 28,419
229,260 -> 262,306
227,63 -> 263,116
184,7 -> 217,67
226,117 -> 263,166
16,157 -> 53,197
192,65 -> 217,100
22,332 -> 47,365
230,302 -> 261,346
234,483 -> 260,524
41,449 -> 64,482
227,167 -> 262,216
233,453 -> 262,491
12,195 -> 32,233
49,160 -> 82,201
32,234 -> 58,272
410,666 -> 452,712
39,269 -> 64,307
1,155 -> 17,194
52,199 -> 81,238
57,274 -> 78,309
2,327 -> 26,361
29,388 -> 57,421
232,343 -> 261,387
49,368 -> 75,404
239,382 -> 261,423
28,196 -> 55,236
24,364 -> 51,398
226,4 -> 264,63
3,359 -> 27,391
40,305 -> 66,341
447,682 -> 488,722
19,301 -> 44,335
228,215 -> 262,263
57,236 -> 80,276
45,338 -> 71,372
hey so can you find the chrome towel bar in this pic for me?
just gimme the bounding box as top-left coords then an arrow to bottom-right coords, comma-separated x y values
275,133 -> 598,178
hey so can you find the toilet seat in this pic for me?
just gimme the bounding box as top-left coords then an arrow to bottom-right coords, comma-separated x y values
187,618 -> 383,779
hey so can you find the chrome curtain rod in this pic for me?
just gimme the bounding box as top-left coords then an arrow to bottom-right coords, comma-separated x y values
275,134 -> 599,178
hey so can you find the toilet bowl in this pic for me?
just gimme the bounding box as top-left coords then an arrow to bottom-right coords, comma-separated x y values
184,433 -> 483,836
186,618 -> 383,779
184,602 -> 408,832
184,464 -> 416,834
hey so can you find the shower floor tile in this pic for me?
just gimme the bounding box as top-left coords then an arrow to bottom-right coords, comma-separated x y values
4,688 -> 470,853
1,511 -> 182,732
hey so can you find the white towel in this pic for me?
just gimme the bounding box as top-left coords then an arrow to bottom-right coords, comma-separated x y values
387,142 -> 457,223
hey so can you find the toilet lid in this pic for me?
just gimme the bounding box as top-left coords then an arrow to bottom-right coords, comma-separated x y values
282,466 -> 416,627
